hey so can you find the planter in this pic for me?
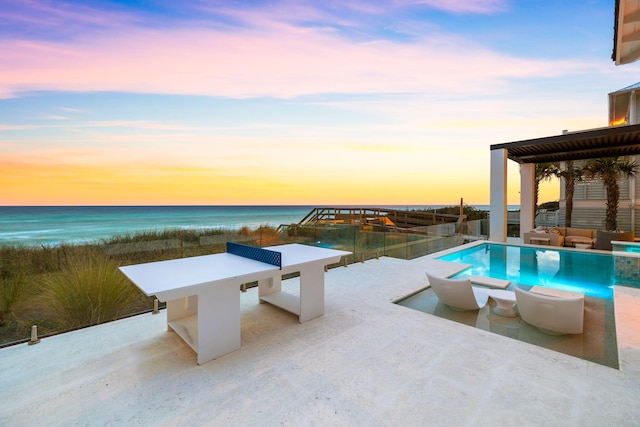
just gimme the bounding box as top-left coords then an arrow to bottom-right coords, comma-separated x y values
596,230 -> 635,251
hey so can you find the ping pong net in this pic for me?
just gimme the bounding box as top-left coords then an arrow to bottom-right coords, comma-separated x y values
226,242 -> 282,269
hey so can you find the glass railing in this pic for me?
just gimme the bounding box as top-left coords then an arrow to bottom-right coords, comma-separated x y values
0,221 -> 486,347
279,220 -> 486,261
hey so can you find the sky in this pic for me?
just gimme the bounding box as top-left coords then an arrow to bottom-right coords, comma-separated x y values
2,0 -> 640,206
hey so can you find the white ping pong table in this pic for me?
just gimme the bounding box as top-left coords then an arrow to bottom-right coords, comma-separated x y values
119,243 -> 350,364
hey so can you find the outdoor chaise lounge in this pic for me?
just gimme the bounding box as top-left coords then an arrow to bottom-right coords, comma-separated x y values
426,273 -> 489,311
514,286 -> 584,335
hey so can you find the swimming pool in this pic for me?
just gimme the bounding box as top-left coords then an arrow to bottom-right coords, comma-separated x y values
437,243 -> 640,299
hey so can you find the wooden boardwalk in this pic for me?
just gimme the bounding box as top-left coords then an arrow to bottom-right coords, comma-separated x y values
297,207 -> 463,229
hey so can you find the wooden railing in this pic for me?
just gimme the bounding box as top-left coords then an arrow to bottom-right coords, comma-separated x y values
296,207 -> 464,229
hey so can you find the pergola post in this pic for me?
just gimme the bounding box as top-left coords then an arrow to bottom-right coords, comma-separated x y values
490,149 -> 507,242
520,163 -> 535,238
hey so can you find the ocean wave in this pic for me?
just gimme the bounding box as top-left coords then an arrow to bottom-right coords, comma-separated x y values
0,229 -> 65,238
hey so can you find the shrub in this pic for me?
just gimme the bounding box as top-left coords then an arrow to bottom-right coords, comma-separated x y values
43,252 -> 140,329
0,269 -> 26,326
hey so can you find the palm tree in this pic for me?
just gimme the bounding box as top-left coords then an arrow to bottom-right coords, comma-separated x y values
555,160 -> 582,228
583,157 -> 638,231
534,162 -> 558,214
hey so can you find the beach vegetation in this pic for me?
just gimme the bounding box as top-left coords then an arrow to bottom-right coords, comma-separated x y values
0,268 -> 26,326
43,251 -> 140,328
238,225 -> 282,246
429,205 -> 488,221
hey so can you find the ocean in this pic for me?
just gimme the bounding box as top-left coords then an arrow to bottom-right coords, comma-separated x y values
0,205 -> 513,247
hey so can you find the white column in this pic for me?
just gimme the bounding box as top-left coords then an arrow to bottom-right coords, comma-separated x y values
490,149 -> 507,242
631,93 -> 637,232
630,90 -> 636,125
630,175 -> 636,232
520,163 -> 535,238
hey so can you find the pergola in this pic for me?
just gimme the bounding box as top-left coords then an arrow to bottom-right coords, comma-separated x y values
489,123 -> 640,242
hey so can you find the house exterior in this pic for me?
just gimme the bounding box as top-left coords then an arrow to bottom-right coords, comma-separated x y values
553,83 -> 640,233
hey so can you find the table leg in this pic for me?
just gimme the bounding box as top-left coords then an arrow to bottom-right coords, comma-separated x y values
196,282 -> 241,364
299,266 -> 324,323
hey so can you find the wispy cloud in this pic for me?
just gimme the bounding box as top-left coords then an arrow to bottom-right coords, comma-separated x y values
0,23 -> 590,100
0,0 -> 142,38
0,0 -> 580,100
0,120 -> 206,131
406,0 -> 508,14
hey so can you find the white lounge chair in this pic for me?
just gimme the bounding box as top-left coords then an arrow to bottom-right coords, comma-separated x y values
514,287 -> 584,335
426,273 -> 489,311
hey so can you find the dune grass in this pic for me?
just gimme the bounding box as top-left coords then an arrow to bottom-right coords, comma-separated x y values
43,251 -> 140,329
0,269 -> 26,326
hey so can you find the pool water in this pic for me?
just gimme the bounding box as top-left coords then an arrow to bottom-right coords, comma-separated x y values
436,243 -> 639,299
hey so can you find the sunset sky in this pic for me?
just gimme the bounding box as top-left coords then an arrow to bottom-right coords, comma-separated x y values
2,0 -> 640,206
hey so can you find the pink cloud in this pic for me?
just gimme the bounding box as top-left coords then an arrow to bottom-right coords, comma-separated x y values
405,0 -> 508,14
0,21 -> 590,100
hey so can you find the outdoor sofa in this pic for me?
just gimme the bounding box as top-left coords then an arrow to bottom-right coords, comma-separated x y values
523,227 -> 597,248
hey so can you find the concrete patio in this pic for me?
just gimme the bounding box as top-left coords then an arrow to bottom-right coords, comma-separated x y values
1,246 -> 640,426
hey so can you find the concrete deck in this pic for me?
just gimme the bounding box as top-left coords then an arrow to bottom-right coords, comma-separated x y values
1,250 -> 639,426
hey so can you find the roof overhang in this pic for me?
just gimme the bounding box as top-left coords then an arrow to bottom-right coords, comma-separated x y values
490,124 -> 640,164
613,0 -> 640,65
